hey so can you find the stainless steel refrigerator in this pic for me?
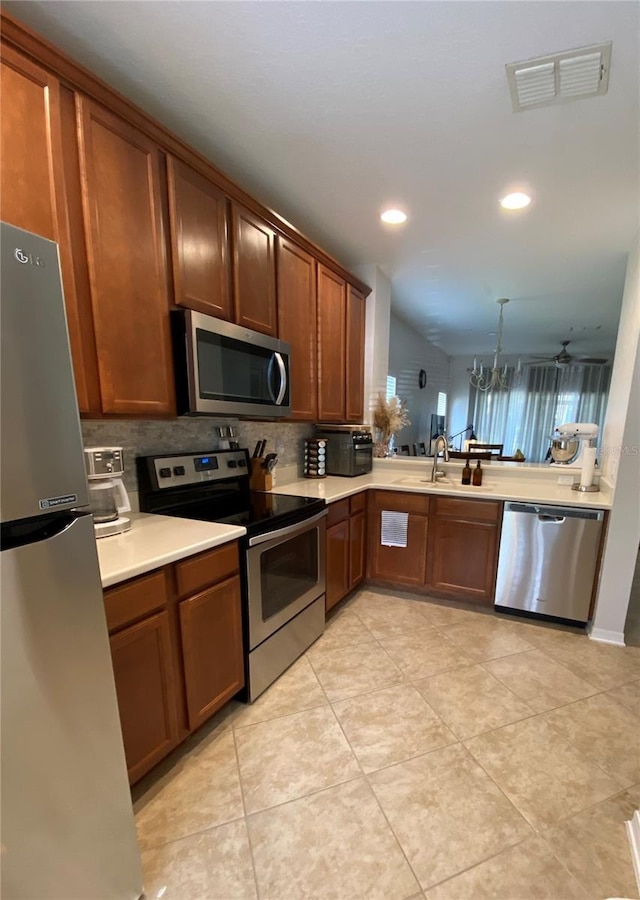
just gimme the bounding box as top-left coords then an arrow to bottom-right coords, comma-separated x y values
0,222 -> 143,899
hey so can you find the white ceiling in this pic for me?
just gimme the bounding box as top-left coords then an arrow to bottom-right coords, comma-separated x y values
7,0 -> 639,358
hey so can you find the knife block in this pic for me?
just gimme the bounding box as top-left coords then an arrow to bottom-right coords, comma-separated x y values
250,458 -> 273,492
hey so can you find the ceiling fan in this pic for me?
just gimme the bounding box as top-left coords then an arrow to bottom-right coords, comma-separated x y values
528,340 -> 609,368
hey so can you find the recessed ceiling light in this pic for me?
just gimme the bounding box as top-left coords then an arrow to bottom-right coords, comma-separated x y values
380,209 -> 407,224
500,192 -> 531,210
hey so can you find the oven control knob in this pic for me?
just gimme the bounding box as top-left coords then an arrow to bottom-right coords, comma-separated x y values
173,465 -> 185,476
159,467 -> 171,478
227,459 -> 237,468
237,458 -> 246,467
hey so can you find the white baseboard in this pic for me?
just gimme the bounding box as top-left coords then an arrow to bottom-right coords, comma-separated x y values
626,810 -> 640,895
588,626 -> 626,646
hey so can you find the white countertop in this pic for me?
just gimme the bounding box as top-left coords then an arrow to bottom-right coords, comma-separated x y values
271,459 -> 614,509
97,460 -> 611,588
97,512 -> 246,588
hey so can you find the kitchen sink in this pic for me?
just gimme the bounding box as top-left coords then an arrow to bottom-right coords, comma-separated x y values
391,476 -> 495,492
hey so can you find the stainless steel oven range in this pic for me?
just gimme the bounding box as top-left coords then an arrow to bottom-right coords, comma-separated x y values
136,449 -> 326,701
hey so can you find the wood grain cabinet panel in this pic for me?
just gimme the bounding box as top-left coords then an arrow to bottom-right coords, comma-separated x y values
326,519 -> 350,612
427,518 -> 498,602
346,286 -> 366,422
277,237 -> 318,420
349,511 -> 366,589
109,611 -> 179,784
76,96 -> 175,415
179,576 -> 244,731
368,508 -> 429,587
0,48 -> 95,412
317,265 -> 347,421
167,155 -> 232,320
231,202 -> 277,336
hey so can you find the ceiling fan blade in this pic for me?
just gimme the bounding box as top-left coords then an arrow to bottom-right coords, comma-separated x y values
573,357 -> 609,364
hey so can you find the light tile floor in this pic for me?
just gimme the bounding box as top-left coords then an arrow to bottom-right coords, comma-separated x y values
133,588 -> 640,900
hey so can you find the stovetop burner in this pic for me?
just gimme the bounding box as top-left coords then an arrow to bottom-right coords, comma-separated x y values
136,448 -> 325,537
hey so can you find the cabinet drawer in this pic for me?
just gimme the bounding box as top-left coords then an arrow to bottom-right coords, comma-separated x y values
104,569 -> 168,633
326,498 -> 350,527
433,496 -> 500,522
371,490 -> 430,515
349,492 -> 367,515
175,542 -> 239,597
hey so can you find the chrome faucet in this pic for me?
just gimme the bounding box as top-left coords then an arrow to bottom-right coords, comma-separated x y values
431,435 -> 450,482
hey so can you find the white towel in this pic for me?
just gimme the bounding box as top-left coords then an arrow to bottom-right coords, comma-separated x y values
380,511 -> 409,547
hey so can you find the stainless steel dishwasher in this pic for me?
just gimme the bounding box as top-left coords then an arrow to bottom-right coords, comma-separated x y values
495,502 -> 604,624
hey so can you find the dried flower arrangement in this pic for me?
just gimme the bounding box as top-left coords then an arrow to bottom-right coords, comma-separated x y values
372,393 -> 411,442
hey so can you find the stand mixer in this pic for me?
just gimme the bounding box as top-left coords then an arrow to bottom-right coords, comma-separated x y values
549,423 -> 599,469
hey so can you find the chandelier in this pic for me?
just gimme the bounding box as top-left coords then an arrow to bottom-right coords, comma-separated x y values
469,298 -> 521,392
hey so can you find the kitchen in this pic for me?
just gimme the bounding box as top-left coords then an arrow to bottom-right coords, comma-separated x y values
3,5 -> 638,896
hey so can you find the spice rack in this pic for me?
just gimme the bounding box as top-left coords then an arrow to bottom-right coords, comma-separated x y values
303,439 -> 326,478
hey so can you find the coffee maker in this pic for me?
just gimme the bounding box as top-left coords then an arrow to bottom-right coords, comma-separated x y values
84,446 -> 132,538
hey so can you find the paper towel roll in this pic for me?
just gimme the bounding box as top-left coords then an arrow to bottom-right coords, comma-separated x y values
580,446 -> 597,488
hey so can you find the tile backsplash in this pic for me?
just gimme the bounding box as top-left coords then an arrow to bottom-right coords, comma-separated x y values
81,419 -> 314,491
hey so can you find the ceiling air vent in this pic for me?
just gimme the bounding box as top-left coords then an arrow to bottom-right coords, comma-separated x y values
506,43 -> 611,112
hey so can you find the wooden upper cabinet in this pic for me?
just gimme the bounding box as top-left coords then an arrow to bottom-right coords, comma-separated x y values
346,286 -> 366,423
317,265 -> 347,421
0,48 -> 94,412
231,202 -> 277,336
76,96 -> 175,415
277,237 -> 318,420
166,155 -> 232,320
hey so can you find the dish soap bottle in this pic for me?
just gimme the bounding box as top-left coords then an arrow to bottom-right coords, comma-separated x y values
462,459 -> 472,485
473,459 -> 483,486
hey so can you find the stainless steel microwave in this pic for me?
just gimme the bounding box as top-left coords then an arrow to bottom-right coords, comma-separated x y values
172,310 -> 291,417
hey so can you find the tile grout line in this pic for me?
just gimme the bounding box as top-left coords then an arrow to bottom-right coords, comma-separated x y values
230,726 -> 261,900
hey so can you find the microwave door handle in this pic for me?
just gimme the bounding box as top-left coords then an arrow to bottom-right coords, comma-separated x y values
273,352 -> 287,405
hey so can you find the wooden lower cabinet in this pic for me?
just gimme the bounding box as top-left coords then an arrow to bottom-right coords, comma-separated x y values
368,491 -> 430,587
427,518 -> 498,602
179,576 -> 244,731
326,519 -> 350,612
105,542 -> 243,784
109,611 -> 179,784
326,494 -> 368,612
368,511 -> 429,587
349,511 -> 366,588
366,491 -> 501,602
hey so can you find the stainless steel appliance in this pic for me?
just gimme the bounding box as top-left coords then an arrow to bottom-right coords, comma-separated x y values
172,309 -> 291,417
136,450 -> 326,700
495,501 -> 605,624
0,223 -> 142,899
85,447 -> 132,537
317,428 -> 373,477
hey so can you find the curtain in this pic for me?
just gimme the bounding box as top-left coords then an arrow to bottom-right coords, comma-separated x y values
472,364 -> 611,462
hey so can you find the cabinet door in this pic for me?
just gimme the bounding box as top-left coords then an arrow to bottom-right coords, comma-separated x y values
326,520 -> 350,612
167,155 -> 232,320
346,286 -> 365,423
277,237 -> 318,420
349,511 -> 366,589
369,510 -> 429,587
179,576 -> 244,732
0,48 -> 95,413
231,203 -> 277,336
428,518 -> 498,602
109,611 -> 179,784
76,96 -> 175,415
317,265 -> 346,422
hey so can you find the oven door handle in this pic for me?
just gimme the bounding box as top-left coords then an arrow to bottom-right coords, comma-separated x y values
248,509 -> 327,547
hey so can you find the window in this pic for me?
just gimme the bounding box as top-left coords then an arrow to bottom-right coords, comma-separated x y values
437,391 -> 447,417
386,375 -> 397,401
